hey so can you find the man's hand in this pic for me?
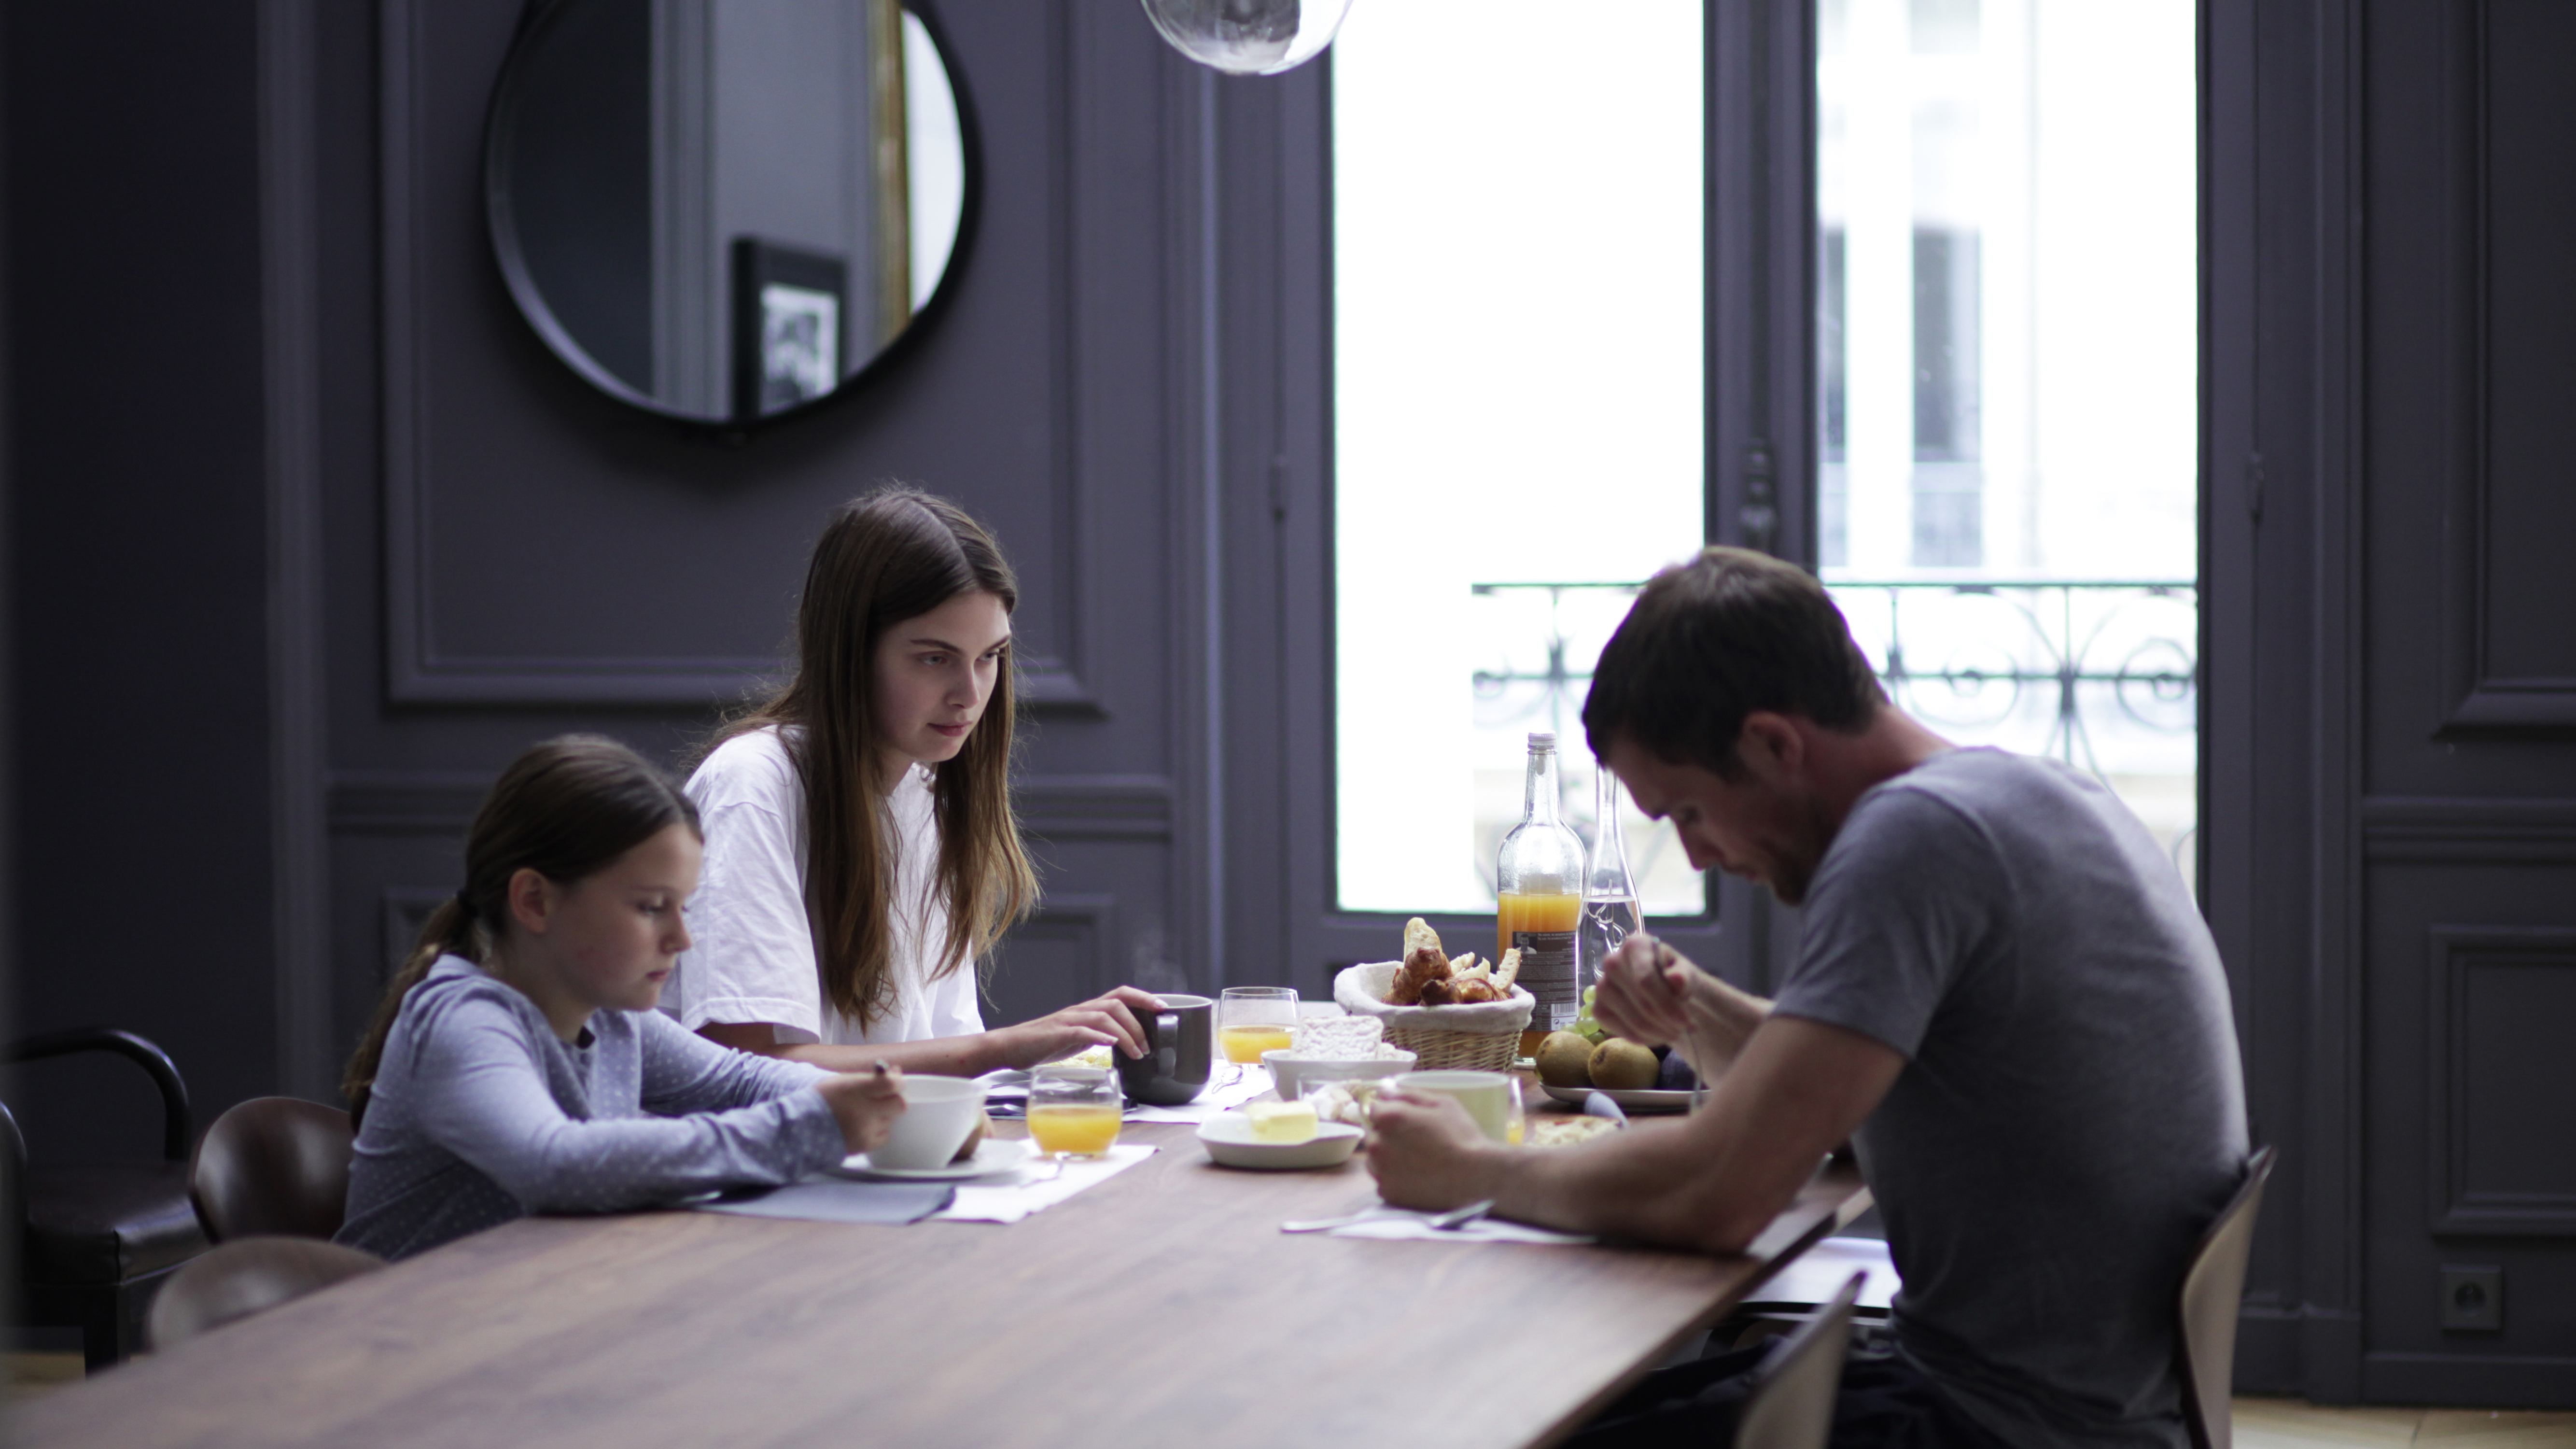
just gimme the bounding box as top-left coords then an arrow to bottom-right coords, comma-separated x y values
1363,1092 -> 1505,1211
1371,1018 -> 1904,1255
992,985 -> 1165,1068
1594,933 -> 1771,1080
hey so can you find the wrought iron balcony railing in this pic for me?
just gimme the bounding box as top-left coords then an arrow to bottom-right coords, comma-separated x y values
1469,578 -> 2198,789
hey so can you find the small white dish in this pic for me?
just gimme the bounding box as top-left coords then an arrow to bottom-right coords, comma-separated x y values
1261,1048 -> 1416,1103
1539,1083 -> 1697,1114
1195,1115 -> 1364,1171
839,1136 -> 1035,1181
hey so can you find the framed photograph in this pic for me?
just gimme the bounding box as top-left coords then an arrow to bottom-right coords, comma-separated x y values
731,237 -> 850,421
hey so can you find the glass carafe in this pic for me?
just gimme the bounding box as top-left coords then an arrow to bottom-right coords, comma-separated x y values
1497,732 -> 1585,1045
1578,769 -> 1643,1027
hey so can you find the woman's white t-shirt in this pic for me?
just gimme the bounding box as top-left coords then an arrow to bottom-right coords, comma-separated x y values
667,728 -> 982,1046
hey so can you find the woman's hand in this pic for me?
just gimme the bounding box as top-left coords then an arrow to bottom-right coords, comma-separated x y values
816,1062 -> 908,1152
1593,934 -> 1772,1081
1363,1092 -> 1504,1211
990,985 -> 1164,1069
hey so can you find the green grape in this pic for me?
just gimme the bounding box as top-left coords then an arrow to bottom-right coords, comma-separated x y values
1572,983 -> 1607,1042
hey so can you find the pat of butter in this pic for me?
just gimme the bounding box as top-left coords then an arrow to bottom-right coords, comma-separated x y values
1246,1100 -> 1318,1144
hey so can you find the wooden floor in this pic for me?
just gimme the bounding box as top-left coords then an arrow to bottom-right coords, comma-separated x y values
2236,1398 -> 2576,1449
11,1355 -> 2570,1443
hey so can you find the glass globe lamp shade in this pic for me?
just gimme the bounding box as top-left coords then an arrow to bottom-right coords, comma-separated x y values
1140,0 -> 1358,76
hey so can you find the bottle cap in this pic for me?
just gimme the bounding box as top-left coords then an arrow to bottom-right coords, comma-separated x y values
1528,732 -> 1556,749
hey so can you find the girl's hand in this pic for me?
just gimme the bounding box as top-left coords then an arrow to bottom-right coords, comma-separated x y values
991,986 -> 1162,1069
817,1061 -> 908,1152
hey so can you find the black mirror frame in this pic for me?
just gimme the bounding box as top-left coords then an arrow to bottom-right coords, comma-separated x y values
480,0 -> 983,431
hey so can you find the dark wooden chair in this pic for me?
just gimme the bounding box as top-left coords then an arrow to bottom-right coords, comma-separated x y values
1722,1234 -> 1898,1350
145,1236 -> 385,1351
4,1027 -> 209,1369
1732,1272 -> 1866,1449
190,1097 -> 355,1243
2176,1146 -> 2278,1449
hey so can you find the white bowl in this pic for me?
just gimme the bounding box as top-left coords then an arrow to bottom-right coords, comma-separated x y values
1196,1115 -> 1364,1170
1260,1049 -> 1417,1103
868,1075 -> 988,1170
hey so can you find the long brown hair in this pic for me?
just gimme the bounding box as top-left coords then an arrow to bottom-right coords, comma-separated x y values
342,735 -> 700,1125
711,486 -> 1039,1028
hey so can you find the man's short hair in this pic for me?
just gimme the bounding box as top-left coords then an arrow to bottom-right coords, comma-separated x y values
1582,547 -> 1888,778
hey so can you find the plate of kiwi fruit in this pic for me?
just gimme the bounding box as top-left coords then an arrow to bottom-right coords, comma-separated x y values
1531,1023 -> 1699,1113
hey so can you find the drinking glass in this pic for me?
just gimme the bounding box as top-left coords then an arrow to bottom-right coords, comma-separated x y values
1025,1066 -> 1123,1160
1218,986 -> 1299,1067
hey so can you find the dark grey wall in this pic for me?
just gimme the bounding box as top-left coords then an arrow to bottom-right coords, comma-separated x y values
3,1 -> 275,1163
2,0 -> 1250,1150
2207,0 -> 2576,1407
308,0 -> 1235,1096
4,0 -> 2572,1412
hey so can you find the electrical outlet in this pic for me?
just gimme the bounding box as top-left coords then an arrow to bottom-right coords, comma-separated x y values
2439,1265 -> 2503,1331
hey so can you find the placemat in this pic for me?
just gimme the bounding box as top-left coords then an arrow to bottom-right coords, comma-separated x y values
937,1143 -> 1157,1224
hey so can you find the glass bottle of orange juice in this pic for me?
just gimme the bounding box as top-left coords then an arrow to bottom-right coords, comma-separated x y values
1498,732 -> 1584,1053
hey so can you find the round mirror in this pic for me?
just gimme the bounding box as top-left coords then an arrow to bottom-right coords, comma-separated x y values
486,0 -> 972,424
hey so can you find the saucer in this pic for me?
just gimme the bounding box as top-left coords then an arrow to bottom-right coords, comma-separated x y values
1196,1116 -> 1363,1171
839,1136 -> 1035,1181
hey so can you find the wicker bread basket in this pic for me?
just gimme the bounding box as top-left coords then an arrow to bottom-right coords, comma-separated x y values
1332,962 -> 1534,1072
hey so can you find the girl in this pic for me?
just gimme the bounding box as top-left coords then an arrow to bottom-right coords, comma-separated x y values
338,735 -> 906,1262
670,487 -> 1160,1074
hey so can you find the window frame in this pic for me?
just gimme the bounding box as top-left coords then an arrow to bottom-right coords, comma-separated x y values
1243,1 -> 1822,998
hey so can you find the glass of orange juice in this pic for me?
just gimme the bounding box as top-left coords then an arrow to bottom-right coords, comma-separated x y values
1026,1066 -> 1123,1160
1218,987 -> 1299,1066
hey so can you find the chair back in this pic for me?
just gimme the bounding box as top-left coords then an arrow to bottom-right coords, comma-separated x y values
8,1027 -> 194,1160
1733,1272 -> 1864,1449
145,1236 -> 384,1351
191,1097 -> 355,1243
2176,1146 -> 2278,1449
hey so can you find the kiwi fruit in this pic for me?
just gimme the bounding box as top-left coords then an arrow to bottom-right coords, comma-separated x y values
1534,1031 -> 1595,1087
1586,1038 -> 1660,1092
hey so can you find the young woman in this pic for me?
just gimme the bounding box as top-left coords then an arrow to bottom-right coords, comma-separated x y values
670,487 -> 1160,1074
337,736 -> 907,1262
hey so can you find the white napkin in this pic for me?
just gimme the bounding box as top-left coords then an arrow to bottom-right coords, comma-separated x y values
1313,1207 -> 1596,1246
1121,1064 -> 1275,1124
934,1143 -> 1156,1224
975,1068 -> 1033,1106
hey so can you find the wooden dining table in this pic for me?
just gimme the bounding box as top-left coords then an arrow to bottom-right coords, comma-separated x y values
13,1114 -> 1870,1449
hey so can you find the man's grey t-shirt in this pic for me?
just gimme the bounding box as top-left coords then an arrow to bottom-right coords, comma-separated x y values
1773,749 -> 2246,1448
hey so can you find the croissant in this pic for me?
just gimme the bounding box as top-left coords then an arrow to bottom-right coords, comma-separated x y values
1388,943 -> 1451,1006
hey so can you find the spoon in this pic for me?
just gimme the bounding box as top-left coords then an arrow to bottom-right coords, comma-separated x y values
1281,1198 -> 1496,1234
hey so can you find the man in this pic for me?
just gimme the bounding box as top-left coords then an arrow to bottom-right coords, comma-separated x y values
1367,548 -> 2247,1449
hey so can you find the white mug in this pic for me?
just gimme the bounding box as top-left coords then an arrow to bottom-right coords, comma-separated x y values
1393,1070 -> 1513,1143
866,1075 -> 987,1169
